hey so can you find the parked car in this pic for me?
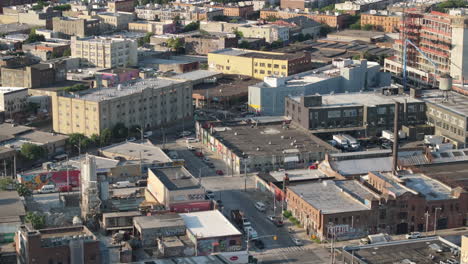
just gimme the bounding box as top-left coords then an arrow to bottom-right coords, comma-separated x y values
202,157 -> 211,162
39,185 -> 56,193
274,219 -> 284,227
187,145 -> 195,151
113,181 -> 131,188
254,202 -> 266,212
254,239 -> 265,249
195,151 -> 204,157
58,185 -> 73,192
216,170 -> 224,175
127,137 -> 136,142
136,179 -> 147,187
292,238 -> 303,246
267,215 -> 276,222
207,163 -> 215,168
179,131 -> 192,137
405,232 -> 422,239
206,190 -> 215,199
186,137 -> 199,143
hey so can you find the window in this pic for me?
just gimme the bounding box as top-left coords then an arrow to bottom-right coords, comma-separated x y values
274,64 -> 279,68
327,110 -> 341,118
260,63 -> 265,67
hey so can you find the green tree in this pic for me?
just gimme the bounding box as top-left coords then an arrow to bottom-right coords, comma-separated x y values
362,24 -> 374,31
0,178 -> 15,190
212,15 -> 229,22
63,48 -> 71,57
61,84 -> 88,92
100,128 -> 112,146
433,0 -> 467,12
319,4 -> 335,12
167,37 -> 184,53
265,15 -> 278,22
233,29 -> 244,39
25,30 -> 45,44
112,122 -> 128,139
350,23 -> 361,30
182,21 -> 200,32
270,40 -> 283,49
239,40 -> 250,49
20,143 -> 46,161
319,24 -> 332,37
53,4 -> 71,11
25,212 -> 45,229
143,32 -> 153,43
173,15 -> 182,27
16,183 -> 32,197
90,134 -> 100,146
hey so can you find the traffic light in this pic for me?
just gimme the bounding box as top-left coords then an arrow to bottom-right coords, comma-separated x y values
273,235 -> 277,240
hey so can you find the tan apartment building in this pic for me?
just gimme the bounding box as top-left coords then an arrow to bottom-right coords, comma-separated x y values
97,11 -> 135,32
1,63 -> 59,88
237,24 -> 290,43
208,48 -> 311,79
0,87 -> 28,114
52,17 -> 100,38
52,78 -> 193,136
108,0 -> 135,12
71,36 -> 138,68
361,11 -> 401,32
128,21 -> 176,34
260,9 -> 349,29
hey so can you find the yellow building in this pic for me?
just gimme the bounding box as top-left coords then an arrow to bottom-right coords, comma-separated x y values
52,78 -> 192,136
208,48 -> 311,79
361,12 -> 400,33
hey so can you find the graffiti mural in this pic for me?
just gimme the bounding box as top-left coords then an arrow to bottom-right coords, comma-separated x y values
18,170 -> 80,190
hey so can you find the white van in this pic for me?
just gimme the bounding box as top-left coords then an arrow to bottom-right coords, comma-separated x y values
254,202 -> 266,212
113,181 -> 131,188
186,137 -> 199,143
39,185 -> 56,193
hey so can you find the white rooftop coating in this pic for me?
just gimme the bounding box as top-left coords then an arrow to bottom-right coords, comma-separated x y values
75,36 -> 134,44
0,87 -> 27,93
100,141 -> 172,163
421,90 -> 468,117
301,90 -> 422,108
66,78 -> 183,102
373,171 -> 454,200
180,210 -> 242,239
269,168 -> 327,182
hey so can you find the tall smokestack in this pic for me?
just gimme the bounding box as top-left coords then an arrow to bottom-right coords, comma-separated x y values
392,101 -> 399,175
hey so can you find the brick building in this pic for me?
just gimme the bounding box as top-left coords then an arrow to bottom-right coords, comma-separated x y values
367,171 -> 468,234
15,225 -> 101,264
108,0 -> 135,12
184,34 -> 238,55
22,41 -> 71,61
361,11 -> 401,32
208,4 -> 254,18
0,0 -> 36,14
287,180 -> 380,240
260,9 -> 349,29
52,17 -> 100,38
1,63 -> 62,88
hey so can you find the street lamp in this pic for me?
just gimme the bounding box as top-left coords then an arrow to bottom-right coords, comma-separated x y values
433,207 -> 442,235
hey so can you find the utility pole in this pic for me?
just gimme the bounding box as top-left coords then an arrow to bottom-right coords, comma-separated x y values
392,101 -> 400,175
3,160 -> 6,177
244,159 -> 247,192
66,155 -> 70,193
434,207 -> 441,235
425,211 -> 430,234
281,173 -> 286,221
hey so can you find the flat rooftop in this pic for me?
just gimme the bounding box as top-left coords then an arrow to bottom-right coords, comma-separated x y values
68,155 -> 122,173
210,48 -> 305,60
151,167 -> 200,191
421,90 -> 468,117
100,141 -> 172,163
0,124 -> 33,137
211,122 -> 335,157
180,210 -> 242,239
134,214 -> 185,229
0,191 -> 26,220
294,90 -> 421,108
421,162 -> 468,190
288,180 -> 376,214
373,171 -> 454,200
327,30 -> 386,39
0,87 -> 27,94
38,226 -> 94,239
64,78 -> 184,102
269,168 -> 327,182
344,237 -> 460,264
193,75 -> 258,98
171,70 -> 222,81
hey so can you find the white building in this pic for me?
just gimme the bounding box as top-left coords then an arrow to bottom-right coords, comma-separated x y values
0,87 -> 28,115
248,59 -> 391,115
237,24 -> 289,43
71,36 -> 138,68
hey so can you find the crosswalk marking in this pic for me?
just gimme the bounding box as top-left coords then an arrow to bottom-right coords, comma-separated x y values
261,246 -> 311,254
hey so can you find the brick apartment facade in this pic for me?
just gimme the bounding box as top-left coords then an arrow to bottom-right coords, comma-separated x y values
260,9 -> 349,29
361,12 -> 400,32
209,4 -> 254,18
108,0 -> 135,12
184,35 -> 238,55
16,225 -> 101,264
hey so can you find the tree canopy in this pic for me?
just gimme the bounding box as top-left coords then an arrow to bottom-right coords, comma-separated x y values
20,143 -> 46,161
